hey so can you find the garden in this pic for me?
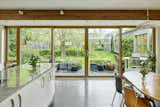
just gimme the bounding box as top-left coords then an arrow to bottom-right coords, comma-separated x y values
7,28 -> 135,75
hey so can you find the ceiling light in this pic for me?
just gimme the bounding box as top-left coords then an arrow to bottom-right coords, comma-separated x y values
60,9 -> 64,15
18,10 -> 24,15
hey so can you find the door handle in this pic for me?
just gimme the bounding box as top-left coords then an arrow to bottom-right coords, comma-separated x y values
10,99 -> 14,107
18,94 -> 22,107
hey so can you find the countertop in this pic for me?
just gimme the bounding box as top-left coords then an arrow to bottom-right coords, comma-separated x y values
0,63 -> 55,103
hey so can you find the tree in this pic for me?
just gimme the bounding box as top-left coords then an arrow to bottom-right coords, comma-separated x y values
122,35 -> 134,57
54,29 -> 84,58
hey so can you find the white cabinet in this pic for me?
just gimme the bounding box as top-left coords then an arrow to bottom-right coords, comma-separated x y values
0,92 -> 20,107
19,70 -> 55,107
19,76 -> 44,107
0,98 -> 13,107
0,70 -> 55,107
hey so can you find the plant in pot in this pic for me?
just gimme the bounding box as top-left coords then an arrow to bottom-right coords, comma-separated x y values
140,60 -> 148,83
140,59 -> 149,84
29,55 -> 40,72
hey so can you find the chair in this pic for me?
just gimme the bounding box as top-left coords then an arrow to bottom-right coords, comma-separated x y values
90,64 -> 97,72
123,87 -> 137,107
97,64 -> 105,71
112,73 -> 123,107
123,86 -> 151,107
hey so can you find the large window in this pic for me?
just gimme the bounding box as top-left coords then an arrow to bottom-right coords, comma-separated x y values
88,28 -> 119,76
122,28 -> 154,70
54,28 -> 85,76
20,28 -> 51,64
4,27 -> 155,77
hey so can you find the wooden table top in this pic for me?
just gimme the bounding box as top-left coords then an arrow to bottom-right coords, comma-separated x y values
123,71 -> 160,101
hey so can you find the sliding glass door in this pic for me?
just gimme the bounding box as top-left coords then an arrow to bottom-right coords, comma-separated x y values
88,28 -> 119,76
6,27 -> 153,77
54,28 -> 85,76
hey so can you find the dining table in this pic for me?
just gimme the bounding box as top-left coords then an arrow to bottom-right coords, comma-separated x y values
123,71 -> 160,101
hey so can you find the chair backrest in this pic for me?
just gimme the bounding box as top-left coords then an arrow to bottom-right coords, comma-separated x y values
124,87 -> 137,107
114,74 -> 122,93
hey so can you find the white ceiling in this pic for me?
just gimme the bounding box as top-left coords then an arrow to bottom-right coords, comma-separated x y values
0,0 -> 160,10
0,20 -> 160,26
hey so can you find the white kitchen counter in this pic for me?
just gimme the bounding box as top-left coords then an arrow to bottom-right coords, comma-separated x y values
0,63 -> 56,107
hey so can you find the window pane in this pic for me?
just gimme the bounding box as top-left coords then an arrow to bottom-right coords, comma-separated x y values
122,28 -> 153,70
8,28 -> 17,63
20,28 -> 51,64
88,28 -> 119,76
54,28 -> 85,76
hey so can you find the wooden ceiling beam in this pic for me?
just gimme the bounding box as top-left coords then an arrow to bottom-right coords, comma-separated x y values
0,10 -> 160,20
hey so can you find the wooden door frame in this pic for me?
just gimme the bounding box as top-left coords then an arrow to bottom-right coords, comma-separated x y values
4,26 -> 20,67
4,26 -> 156,78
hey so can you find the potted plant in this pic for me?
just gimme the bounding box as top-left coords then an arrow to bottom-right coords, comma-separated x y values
140,60 -> 148,84
29,55 -> 40,71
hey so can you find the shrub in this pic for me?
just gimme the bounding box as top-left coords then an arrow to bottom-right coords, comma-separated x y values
55,48 -> 84,57
94,48 -> 104,51
21,49 -> 40,64
66,48 -> 84,56
39,49 -> 51,56
122,35 -> 134,57
55,49 -> 61,57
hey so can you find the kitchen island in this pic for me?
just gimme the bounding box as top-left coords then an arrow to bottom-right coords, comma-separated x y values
0,63 -> 55,107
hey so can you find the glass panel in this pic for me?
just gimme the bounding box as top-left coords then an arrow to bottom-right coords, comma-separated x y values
88,28 -> 119,76
54,28 -> 85,76
8,28 -> 17,65
122,28 -> 135,70
122,28 -> 153,71
20,28 -> 51,64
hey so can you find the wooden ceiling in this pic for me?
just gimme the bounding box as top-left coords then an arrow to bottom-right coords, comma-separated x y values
0,10 -> 160,20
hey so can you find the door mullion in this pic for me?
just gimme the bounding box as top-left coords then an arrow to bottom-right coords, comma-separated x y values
85,28 -> 88,77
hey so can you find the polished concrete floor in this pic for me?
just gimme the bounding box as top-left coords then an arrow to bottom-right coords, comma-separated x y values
51,78 -> 123,107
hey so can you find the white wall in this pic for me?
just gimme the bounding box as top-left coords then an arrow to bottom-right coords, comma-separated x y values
0,26 -> 4,70
156,27 -> 160,74
0,27 -> 2,69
